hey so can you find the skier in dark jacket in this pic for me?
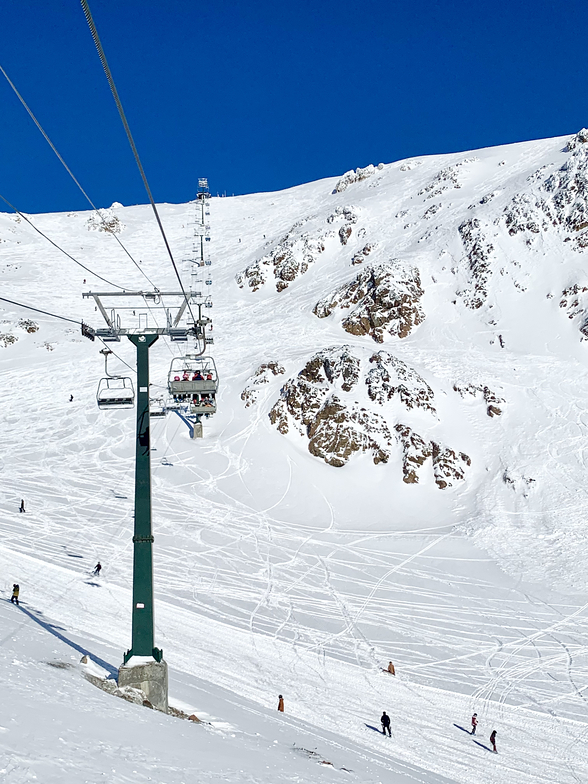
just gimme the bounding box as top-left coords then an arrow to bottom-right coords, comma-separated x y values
19,499 -> 25,513
93,562 -> 102,576
381,711 -> 391,736
490,729 -> 497,753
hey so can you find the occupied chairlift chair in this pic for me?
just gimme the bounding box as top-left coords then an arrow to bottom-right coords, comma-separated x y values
167,356 -> 218,416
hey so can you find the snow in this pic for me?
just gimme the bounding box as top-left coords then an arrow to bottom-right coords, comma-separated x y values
1,131 -> 588,781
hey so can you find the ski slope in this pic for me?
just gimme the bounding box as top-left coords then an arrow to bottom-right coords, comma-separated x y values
2,131 -> 588,781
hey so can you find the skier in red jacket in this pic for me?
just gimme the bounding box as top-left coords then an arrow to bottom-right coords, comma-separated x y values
471,713 -> 478,735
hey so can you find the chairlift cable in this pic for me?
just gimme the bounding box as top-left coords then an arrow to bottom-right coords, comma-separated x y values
0,63 -> 159,291
0,192 -> 128,290
0,294 -> 135,373
79,0 -> 197,325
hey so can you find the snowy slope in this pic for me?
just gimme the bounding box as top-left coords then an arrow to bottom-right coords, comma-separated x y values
2,130 -> 588,781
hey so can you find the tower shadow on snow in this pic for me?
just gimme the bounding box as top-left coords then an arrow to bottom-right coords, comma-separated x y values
17,605 -> 118,678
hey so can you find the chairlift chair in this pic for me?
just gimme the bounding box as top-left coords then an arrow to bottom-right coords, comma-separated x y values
167,355 -> 219,415
97,377 -> 135,409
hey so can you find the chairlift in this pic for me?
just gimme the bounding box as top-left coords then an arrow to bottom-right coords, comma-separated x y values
150,397 -> 167,418
97,377 -> 135,409
167,355 -> 219,416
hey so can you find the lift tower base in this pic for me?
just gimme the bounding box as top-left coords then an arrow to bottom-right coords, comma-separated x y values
118,658 -> 168,713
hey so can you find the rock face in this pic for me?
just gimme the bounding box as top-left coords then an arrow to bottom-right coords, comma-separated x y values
86,208 -> 125,234
313,263 -> 425,342
241,361 -> 286,407
453,383 -> 505,417
457,219 -> 494,309
332,164 -> 384,193
236,221 -> 328,292
418,158 -> 479,199
367,352 -> 435,413
500,129 -> 588,252
268,346 -> 470,486
560,284 -> 588,338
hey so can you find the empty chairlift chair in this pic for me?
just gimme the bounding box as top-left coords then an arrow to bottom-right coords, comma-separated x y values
96,377 -> 135,409
167,356 -> 218,416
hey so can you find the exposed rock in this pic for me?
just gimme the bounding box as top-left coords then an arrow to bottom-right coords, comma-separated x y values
313,262 -> 424,342
0,333 -> 17,347
423,203 -> 442,219
351,243 -> 374,265
394,424 -> 432,484
269,347 -> 469,485
564,128 -> 588,152
241,361 -> 286,407
236,222 -> 327,292
17,318 -> 39,333
418,158 -> 479,200
339,226 -> 352,245
327,206 -> 358,225
431,443 -> 471,489
456,219 -> 494,309
559,284 -> 588,338
86,208 -> 125,234
332,164 -> 384,193
399,160 -> 422,172
453,383 -> 505,416
367,352 -> 435,413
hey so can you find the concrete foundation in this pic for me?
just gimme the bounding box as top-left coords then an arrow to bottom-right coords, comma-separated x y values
118,659 -> 168,713
192,422 -> 203,439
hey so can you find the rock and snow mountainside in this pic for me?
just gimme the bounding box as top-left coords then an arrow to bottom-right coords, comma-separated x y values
3,131 -> 588,782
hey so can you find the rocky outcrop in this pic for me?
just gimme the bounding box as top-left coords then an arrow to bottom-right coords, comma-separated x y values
333,164 -> 384,193
418,158 -> 479,200
453,383 -> 505,417
559,284 -> 588,338
457,219 -> 494,309
367,352 -> 435,413
394,425 -> 432,483
500,130 -> 588,252
268,346 -> 469,485
241,361 -> 285,407
313,263 -> 424,342
236,222 -> 327,292
86,207 -> 125,234
431,443 -> 471,489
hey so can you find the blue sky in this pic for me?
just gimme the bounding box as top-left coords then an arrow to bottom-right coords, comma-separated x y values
0,0 -> 587,213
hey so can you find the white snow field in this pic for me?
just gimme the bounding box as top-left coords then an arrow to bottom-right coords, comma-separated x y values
2,130 -> 588,782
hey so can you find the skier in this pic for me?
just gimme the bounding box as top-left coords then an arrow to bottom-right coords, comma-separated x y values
69,395 -> 74,402
490,729 -> 497,753
19,499 -> 25,513
471,713 -> 478,735
93,562 -> 102,576
277,694 -> 284,712
11,584 -> 19,605
381,711 -> 391,737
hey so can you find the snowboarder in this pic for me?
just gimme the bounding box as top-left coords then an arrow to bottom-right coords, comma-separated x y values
387,661 -> 395,675
11,584 -> 19,605
277,694 -> 284,712
381,711 -> 391,737
19,499 -> 25,513
471,713 -> 478,735
93,562 -> 102,576
69,395 -> 74,402
490,729 -> 497,753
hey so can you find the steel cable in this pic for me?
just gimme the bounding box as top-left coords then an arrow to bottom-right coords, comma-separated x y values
0,63 -> 158,291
